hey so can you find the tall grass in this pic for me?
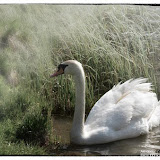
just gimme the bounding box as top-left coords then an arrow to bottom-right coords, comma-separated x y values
0,5 -> 160,154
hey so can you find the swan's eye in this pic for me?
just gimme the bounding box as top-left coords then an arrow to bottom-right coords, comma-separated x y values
58,65 -> 60,71
58,64 -> 68,72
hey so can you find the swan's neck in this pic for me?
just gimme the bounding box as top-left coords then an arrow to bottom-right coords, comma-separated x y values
70,67 -> 85,143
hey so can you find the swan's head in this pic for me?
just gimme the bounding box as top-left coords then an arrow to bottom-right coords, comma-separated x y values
50,60 -> 83,77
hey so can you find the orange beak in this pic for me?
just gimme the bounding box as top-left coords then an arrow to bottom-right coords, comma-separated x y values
50,68 -> 64,78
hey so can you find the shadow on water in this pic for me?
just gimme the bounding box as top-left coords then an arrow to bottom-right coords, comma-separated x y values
51,116 -> 160,156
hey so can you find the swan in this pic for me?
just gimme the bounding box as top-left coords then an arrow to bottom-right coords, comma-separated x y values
50,60 -> 160,145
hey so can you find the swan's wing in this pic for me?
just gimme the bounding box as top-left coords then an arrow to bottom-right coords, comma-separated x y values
87,78 -> 151,114
107,90 -> 157,131
105,104 -> 133,130
86,78 -> 150,122
84,102 -> 134,132
85,78 -> 157,131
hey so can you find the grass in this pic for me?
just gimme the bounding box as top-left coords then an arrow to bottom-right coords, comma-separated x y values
0,5 -> 160,154
0,119 -> 46,155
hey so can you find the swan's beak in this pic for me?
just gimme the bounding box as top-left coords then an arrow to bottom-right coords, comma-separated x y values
50,68 -> 64,78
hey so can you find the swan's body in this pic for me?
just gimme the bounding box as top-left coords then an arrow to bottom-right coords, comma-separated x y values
51,60 -> 160,145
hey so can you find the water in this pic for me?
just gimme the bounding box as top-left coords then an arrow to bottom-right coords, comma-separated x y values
51,116 -> 160,156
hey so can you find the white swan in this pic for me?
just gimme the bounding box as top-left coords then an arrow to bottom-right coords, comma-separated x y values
50,60 -> 160,145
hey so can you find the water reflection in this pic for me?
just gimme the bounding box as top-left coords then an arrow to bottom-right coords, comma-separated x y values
51,116 -> 160,156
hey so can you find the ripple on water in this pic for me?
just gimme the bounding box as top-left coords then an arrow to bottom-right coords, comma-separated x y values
51,116 -> 160,156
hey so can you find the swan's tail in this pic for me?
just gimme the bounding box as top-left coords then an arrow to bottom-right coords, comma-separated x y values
148,101 -> 160,130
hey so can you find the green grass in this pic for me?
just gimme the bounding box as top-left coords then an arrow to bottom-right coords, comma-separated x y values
0,119 -> 46,155
0,5 -> 160,154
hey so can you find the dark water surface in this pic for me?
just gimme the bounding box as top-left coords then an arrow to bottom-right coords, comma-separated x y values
51,116 -> 160,156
